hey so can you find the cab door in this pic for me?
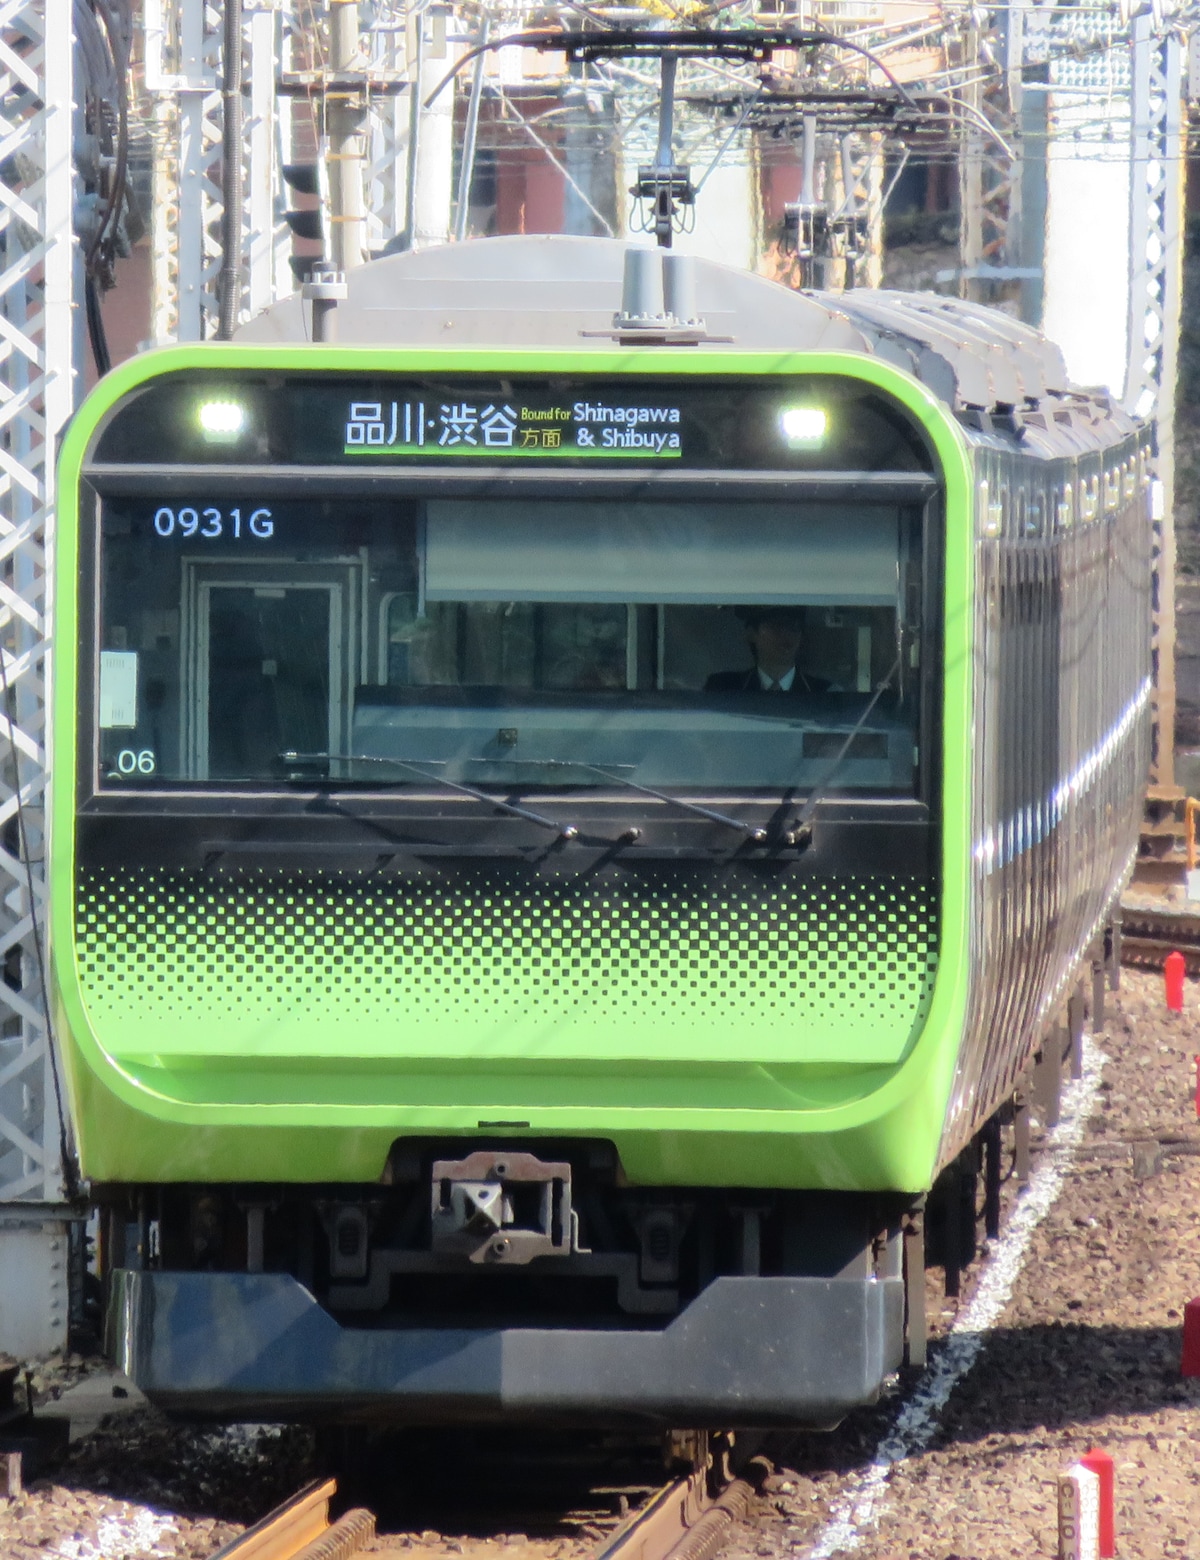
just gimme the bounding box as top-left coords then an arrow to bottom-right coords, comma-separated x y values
181,559 -> 362,779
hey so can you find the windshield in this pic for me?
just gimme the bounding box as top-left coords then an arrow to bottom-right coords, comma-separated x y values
92,493 -> 926,796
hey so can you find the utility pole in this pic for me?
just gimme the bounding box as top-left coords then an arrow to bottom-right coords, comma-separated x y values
328,0 -> 366,273
217,0 -> 244,337
279,1 -> 432,266
414,9 -> 455,250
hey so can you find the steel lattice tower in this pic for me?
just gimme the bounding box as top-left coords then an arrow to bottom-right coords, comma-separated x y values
0,0 -> 78,1355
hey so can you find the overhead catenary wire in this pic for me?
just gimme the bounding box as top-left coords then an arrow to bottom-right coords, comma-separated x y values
692,81 -> 764,194
79,0 -> 130,371
83,0 -> 132,276
499,90 -> 617,234
249,0 -> 1168,293
383,0 -> 1148,214
422,26 -> 922,111
454,13 -> 490,240
879,142 -> 911,210
84,275 -> 112,377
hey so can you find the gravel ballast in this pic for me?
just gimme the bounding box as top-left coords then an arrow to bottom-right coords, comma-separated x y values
727,968 -> 1200,1559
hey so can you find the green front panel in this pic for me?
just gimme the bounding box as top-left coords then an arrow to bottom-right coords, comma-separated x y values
76,866 -> 937,1068
53,344 -> 978,1194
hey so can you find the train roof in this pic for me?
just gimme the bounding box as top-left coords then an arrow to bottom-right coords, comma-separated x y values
236,233 -> 1132,433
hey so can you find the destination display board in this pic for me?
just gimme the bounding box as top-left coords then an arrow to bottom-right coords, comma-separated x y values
343,394 -> 687,459
89,372 -> 935,474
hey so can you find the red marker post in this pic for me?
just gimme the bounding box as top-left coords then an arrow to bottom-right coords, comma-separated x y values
1182,1297 -> 1200,1377
1078,1448 -> 1115,1559
1165,950 -> 1185,1012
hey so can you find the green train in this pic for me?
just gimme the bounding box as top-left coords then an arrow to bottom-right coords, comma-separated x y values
53,236 -> 1150,1427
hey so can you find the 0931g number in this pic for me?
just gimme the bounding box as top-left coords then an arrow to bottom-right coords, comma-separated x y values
154,506 -> 274,540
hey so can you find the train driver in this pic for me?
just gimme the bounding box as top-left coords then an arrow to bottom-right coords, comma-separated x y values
704,606 -> 831,695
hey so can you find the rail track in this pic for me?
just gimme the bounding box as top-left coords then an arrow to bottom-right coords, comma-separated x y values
1119,897 -> 1200,975
593,1447 -> 767,1560
210,1438 -> 768,1560
210,1480 -> 374,1560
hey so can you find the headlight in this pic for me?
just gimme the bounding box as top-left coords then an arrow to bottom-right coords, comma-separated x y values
198,399 -> 246,442
780,406 -> 827,447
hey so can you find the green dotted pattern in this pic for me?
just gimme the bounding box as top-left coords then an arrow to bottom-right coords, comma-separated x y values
74,868 -> 938,1063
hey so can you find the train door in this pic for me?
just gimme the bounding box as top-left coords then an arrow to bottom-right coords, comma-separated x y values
180,559 -> 364,779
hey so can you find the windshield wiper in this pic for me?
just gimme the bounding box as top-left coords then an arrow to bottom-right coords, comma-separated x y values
475,757 -> 767,843
277,751 -> 578,840
789,654 -> 903,837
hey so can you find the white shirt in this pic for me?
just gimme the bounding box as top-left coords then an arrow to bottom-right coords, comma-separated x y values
757,666 -> 796,692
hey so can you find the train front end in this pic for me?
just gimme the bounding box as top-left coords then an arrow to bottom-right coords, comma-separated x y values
53,339 -> 972,1427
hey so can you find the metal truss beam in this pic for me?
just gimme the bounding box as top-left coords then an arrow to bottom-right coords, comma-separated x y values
1127,17 -> 1182,789
147,0 -> 291,341
958,5 -> 1039,316
0,0 -> 77,1330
